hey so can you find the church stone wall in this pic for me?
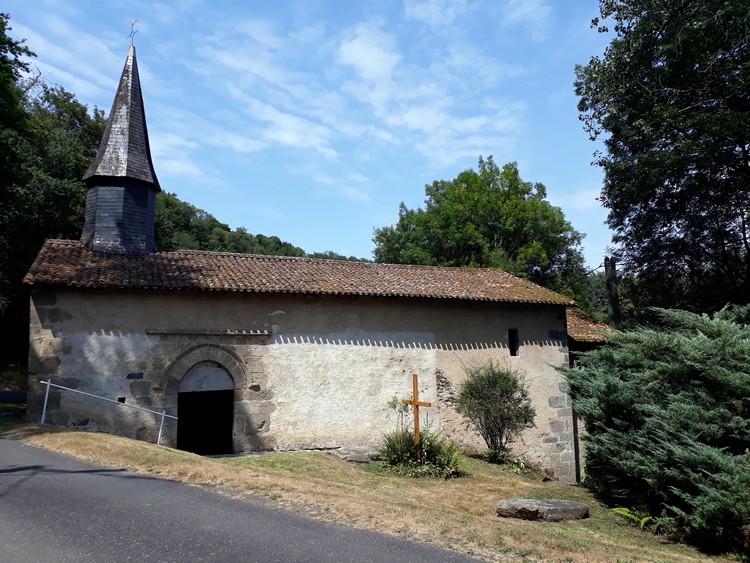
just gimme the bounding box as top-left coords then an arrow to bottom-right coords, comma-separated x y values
28,287 -> 577,482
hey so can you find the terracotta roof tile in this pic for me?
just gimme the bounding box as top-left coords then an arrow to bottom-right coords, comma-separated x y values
24,240 -> 576,306
566,307 -> 613,342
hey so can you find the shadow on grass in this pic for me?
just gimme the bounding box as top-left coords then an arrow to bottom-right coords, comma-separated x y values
0,402 -> 26,430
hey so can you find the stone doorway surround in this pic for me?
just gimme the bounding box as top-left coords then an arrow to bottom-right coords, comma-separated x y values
162,344 -> 251,452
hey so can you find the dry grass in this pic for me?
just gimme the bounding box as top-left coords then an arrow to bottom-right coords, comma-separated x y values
3,423 -> 728,563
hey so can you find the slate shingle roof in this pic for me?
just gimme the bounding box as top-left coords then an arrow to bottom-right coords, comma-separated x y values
24,240 -> 576,306
83,46 -> 160,190
566,307 -> 613,342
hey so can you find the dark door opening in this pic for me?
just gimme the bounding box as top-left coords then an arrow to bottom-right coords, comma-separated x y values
177,389 -> 234,455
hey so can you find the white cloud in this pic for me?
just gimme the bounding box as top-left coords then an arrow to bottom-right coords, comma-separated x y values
439,42 -> 528,85
210,131 -> 265,154
312,172 -> 335,185
149,132 -> 205,180
227,85 -> 338,158
409,102 -> 525,167
451,115 -> 491,133
150,132 -> 198,156
148,103 -> 266,155
199,45 -> 290,87
347,172 -> 369,184
12,19 -> 120,94
303,165 -> 371,202
226,17 -> 284,49
500,0 -> 553,42
158,158 -> 204,178
416,131 -> 518,168
337,22 -> 401,83
131,0 -> 203,25
404,0 -> 469,27
195,24 -> 355,146
27,60 -> 110,102
367,127 -> 395,143
386,103 -> 449,132
338,185 -> 372,203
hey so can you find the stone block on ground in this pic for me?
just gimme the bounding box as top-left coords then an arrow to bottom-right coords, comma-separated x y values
496,498 -> 589,522
329,447 -> 379,463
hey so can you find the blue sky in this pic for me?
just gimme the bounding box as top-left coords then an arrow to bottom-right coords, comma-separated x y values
7,0 -> 612,267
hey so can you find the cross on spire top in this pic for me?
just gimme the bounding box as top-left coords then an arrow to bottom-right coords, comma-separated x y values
128,19 -> 139,46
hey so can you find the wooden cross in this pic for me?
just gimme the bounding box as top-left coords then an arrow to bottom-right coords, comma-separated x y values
402,373 -> 431,462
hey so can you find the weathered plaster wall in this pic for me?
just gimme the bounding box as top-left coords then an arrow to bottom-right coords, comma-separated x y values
28,287 -> 576,481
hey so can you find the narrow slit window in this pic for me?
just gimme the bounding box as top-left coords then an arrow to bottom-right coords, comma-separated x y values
508,329 -> 519,356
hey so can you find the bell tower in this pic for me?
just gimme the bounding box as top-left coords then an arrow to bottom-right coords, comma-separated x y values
80,45 -> 160,254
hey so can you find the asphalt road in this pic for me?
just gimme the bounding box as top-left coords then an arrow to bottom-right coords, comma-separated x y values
0,438 -> 479,563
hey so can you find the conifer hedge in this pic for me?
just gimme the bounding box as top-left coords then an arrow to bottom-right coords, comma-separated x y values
561,307 -> 750,556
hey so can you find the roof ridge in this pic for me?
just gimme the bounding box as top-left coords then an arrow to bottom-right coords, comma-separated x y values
155,246 -> 518,273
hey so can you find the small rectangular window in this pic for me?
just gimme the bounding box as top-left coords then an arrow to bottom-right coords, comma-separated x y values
508,329 -> 519,356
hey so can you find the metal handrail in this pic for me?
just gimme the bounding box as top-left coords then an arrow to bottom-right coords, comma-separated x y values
40,379 -> 177,445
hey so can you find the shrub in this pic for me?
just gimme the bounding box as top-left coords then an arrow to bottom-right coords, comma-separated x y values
456,362 -> 535,456
480,448 -> 510,465
380,428 -> 463,479
560,307 -> 750,557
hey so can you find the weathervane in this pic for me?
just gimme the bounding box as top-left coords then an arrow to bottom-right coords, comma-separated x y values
127,19 -> 139,46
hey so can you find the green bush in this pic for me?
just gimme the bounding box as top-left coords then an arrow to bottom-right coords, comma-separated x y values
480,448 -> 510,465
380,428 -> 463,479
560,307 -> 750,557
456,362 -> 535,456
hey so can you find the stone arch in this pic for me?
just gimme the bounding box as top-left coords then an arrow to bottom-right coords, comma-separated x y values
162,344 -> 249,396
179,361 -> 234,393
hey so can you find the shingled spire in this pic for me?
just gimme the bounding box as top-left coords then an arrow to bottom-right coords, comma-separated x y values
80,45 -> 160,254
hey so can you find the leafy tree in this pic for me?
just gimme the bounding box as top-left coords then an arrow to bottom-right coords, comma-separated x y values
0,13 -> 34,305
306,250 -> 371,262
0,26 -> 105,361
456,362 -> 535,458
575,0 -> 750,313
373,156 -> 589,302
0,13 -> 32,192
155,192 -> 370,260
561,307 -> 750,555
155,192 -> 306,256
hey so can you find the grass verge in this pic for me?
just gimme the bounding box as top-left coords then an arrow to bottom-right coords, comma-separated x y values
1,422 -> 728,563
0,402 -> 26,430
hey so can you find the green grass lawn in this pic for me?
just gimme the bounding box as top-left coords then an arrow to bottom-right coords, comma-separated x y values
1,422 -> 729,563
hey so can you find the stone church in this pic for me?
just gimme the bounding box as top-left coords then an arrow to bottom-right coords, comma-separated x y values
25,47 -> 599,483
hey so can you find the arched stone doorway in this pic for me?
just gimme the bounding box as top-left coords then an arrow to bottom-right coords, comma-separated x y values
176,361 -> 234,455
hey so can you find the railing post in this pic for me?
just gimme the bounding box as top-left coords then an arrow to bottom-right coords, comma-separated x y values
40,379 -> 51,425
34,380 -> 176,445
157,410 -> 166,446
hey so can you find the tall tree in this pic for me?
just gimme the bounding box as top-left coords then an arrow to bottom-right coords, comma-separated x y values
0,83 -> 106,361
373,156 -> 589,301
0,15 -> 106,361
561,306 -> 750,555
575,0 -> 750,312
155,191 -> 306,257
0,13 -> 32,190
0,12 -> 34,301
